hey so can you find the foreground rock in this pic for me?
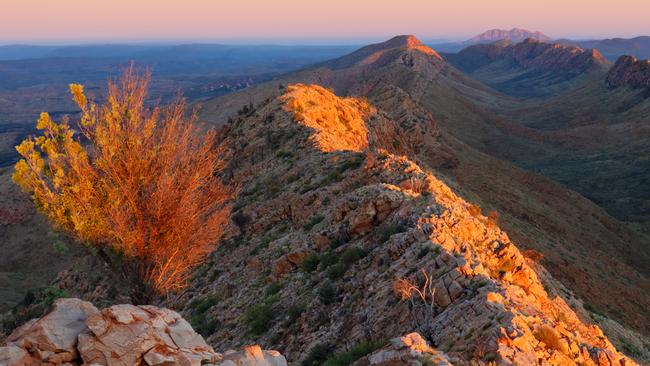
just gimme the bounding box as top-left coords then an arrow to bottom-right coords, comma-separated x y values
355,333 -> 452,366
1,298 -> 286,366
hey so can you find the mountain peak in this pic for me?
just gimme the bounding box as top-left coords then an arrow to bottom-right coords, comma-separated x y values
375,35 -> 441,58
607,54 -> 650,89
322,35 -> 443,69
468,28 -> 551,44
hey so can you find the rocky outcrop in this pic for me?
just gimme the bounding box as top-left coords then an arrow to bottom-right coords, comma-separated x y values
218,345 -> 287,366
606,55 -> 650,89
1,298 -> 286,366
354,333 -> 452,366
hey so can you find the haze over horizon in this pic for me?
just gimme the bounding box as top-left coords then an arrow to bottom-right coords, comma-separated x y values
3,0 -> 650,45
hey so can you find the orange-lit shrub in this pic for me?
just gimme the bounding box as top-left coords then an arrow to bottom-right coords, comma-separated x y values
393,269 -> 437,338
13,66 -> 231,295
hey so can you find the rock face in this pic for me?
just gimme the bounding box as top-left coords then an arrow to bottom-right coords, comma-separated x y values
354,333 -> 452,366
606,55 -> 650,89
1,298 -> 286,366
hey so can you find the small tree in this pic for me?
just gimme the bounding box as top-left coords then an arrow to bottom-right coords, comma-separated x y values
13,66 -> 232,296
393,269 -> 437,339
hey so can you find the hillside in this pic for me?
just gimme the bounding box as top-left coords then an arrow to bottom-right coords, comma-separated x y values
443,39 -> 610,97
163,84 -> 646,364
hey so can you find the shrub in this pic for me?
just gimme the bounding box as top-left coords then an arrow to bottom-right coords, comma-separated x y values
265,282 -> 283,297
317,280 -> 338,305
303,215 -> 325,231
327,263 -> 348,280
393,269 -> 438,337
188,295 -> 220,337
243,303 -> 274,335
12,66 -> 232,296
301,254 -> 321,273
287,302 -> 306,323
302,343 -> 333,366
340,247 -> 366,265
42,286 -> 66,307
232,211 -> 251,228
380,223 -> 406,243
322,339 -> 387,366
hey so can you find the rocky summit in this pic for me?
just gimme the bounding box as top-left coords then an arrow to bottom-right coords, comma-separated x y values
606,55 -> 650,89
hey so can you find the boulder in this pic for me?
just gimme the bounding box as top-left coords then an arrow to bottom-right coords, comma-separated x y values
216,345 -> 288,366
5,298 -> 98,364
0,345 -> 32,366
2,298 -> 266,366
354,333 -> 452,366
78,303 -> 220,366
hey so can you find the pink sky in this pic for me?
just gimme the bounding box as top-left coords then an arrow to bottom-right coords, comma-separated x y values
3,0 -> 650,44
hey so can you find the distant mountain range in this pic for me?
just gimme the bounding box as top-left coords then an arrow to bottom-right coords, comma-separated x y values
431,28 -> 650,61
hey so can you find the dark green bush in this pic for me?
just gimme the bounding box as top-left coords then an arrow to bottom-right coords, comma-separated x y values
287,302 -> 306,323
188,295 -> 220,337
340,247 -> 366,265
379,223 -> 406,243
303,215 -> 325,231
301,254 -> 321,273
243,303 -> 274,335
265,282 -> 283,297
42,286 -> 66,307
327,263 -> 348,280
317,280 -> 338,305
322,339 -> 387,366
302,343 -> 333,366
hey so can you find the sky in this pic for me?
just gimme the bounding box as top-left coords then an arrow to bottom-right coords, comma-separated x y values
2,0 -> 650,45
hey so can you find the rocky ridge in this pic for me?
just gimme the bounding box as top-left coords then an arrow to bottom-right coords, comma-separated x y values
166,84 -> 637,365
606,55 -> 650,89
447,38 -> 608,75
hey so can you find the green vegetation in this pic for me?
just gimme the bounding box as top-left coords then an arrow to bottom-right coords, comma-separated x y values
301,254 -> 322,273
380,223 -> 407,243
340,247 -> 366,265
317,280 -> 338,305
265,282 -> 283,297
302,343 -> 332,366
188,295 -> 219,337
303,215 -> 325,231
287,302 -> 307,323
322,339 -> 387,366
42,286 -> 66,307
243,303 -> 274,335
